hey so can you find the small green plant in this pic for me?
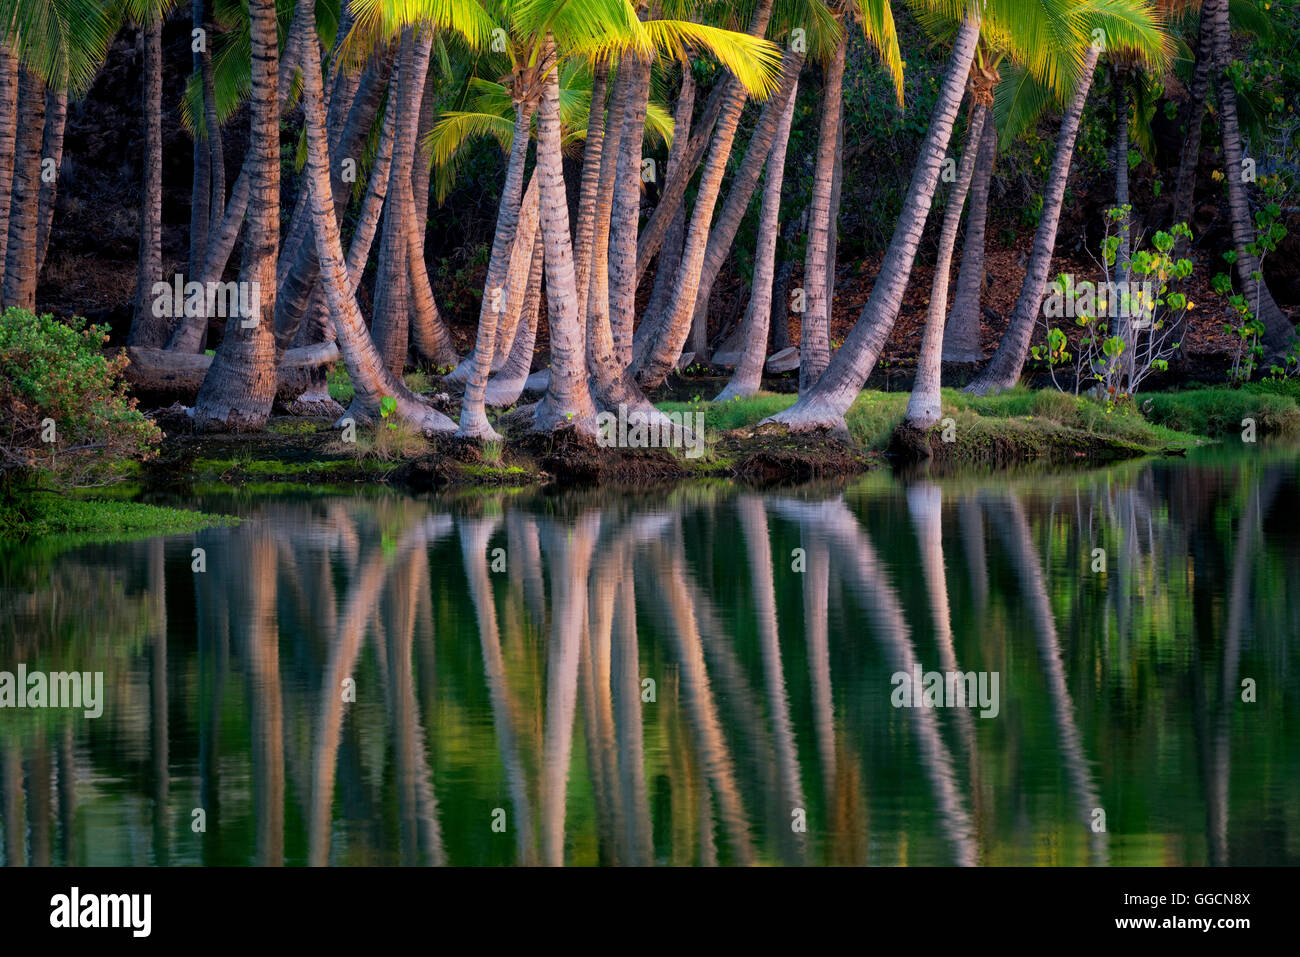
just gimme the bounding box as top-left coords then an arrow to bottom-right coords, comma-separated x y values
379,395 -> 398,430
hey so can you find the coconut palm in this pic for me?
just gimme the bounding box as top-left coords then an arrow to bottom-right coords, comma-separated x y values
966,0 -> 1172,396
0,0 -> 114,311
761,0 -> 983,433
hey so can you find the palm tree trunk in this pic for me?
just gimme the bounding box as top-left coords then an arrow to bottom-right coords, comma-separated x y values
572,60 -> 609,325
488,173 -> 540,367
167,3 -> 309,351
1208,0 -> 1293,352
716,70 -> 798,402
193,0 -> 281,429
943,103 -> 994,362
459,99 -> 537,439
485,232 -> 543,407
643,67 -> 694,331
190,0 -> 211,280
294,0 -> 456,433
825,111 -> 844,307
0,42 -> 18,296
631,0 -> 781,390
905,103 -> 987,430
685,53 -> 804,359
800,29 -> 848,392
534,48 -> 597,433
635,76 -> 730,280
1172,3 -> 1214,239
965,42 -> 1101,397
129,17 -> 165,346
608,54 -> 653,366
371,30 -> 424,376
3,67 -> 46,310
584,61 -> 631,373
763,8 -> 982,432
34,85 -> 65,277
200,0 -> 225,258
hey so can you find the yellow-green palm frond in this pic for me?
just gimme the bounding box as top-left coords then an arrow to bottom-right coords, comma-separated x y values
643,19 -> 783,99
346,0 -> 496,65
850,0 -> 904,106
768,0 -> 843,64
992,60 -> 1058,149
1079,0 -> 1174,72
509,0 -> 651,63
0,0 -> 117,96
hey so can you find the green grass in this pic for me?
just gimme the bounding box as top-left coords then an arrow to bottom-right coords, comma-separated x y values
658,387 -> 1205,456
328,363 -> 354,404
1143,385 -> 1300,438
1,493 -> 237,539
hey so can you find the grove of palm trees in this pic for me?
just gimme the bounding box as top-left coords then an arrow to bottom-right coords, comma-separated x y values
0,0 -> 1296,496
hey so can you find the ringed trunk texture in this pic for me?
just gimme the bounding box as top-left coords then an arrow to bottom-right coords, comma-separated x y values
34,85 -> 67,277
3,68 -> 47,310
192,0 -> 281,430
943,103 -> 994,362
534,51 -> 597,434
485,233 -> 544,408
905,103 -> 987,430
608,55 -> 653,366
643,67 -> 695,333
1172,0 -> 1215,241
130,18 -> 166,347
763,10 -> 982,432
459,100 -> 537,440
716,70 -> 799,402
964,43 -> 1101,397
0,43 -> 19,294
294,0 -> 455,434
800,29 -> 847,393
1208,0 -> 1293,352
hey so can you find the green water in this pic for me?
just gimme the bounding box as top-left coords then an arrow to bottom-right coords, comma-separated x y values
1,447 -> 1297,866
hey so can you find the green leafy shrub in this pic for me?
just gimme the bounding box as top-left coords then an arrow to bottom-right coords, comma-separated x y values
0,308 -> 161,488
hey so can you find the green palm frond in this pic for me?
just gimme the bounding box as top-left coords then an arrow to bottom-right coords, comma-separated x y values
643,19 -> 783,99
509,0 -> 650,62
850,0 -> 904,106
0,0 -> 117,95
349,0 -> 496,48
993,60 -> 1057,149
1079,0 -> 1174,72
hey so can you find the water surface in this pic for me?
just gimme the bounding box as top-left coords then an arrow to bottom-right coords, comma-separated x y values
2,448 -> 1297,865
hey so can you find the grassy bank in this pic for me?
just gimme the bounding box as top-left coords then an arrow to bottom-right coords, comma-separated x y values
0,491 -> 237,541
658,387 -> 1245,466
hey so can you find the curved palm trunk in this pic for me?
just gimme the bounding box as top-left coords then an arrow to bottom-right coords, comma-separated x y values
965,43 -> 1101,397
608,55 -> 653,366
485,233 -> 543,407
33,85 -> 65,277
459,100 -> 537,439
1208,0 -> 1293,352
534,53 -> 597,434
3,67 -> 46,310
1114,72 -> 1131,289
485,173 -> 540,368
943,103 -> 995,362
167,4 -> 308,352
632,0 -> 781,390
764,9 -> 982,432
800,29 -> 848,392
406,70 -> 458,367
905,103 -> 987,430
200,0 -> 226,259
716,71 -> 799,402
0,43 -> 18,295
686,53 -> 804,360
192,0 -> 281,429
295,0 -> 456,434
643,67 -> 694,330
371,30 -> 428,376
571,60 -> 609,321
584,61 -> 630,374
129,17 -> 164,346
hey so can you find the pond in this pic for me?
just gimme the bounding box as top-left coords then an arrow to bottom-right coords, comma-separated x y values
2,447 -> 1297,865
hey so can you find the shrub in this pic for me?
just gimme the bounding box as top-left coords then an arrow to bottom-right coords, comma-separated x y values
0,308 -> 161,488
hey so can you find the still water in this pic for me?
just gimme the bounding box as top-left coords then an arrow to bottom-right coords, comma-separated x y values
2,448 -> 1297,866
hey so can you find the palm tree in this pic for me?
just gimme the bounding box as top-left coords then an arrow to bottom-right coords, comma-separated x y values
762,0 -> 984,433
966,1 -> 1171,396
1205,0 -> 1293,353
0,0 -> 113,310
125,1 -> 180,348
715,63 -> 799,401
941,104 -> 994,362
192,0 -> 281,429
0,42 -> 18,296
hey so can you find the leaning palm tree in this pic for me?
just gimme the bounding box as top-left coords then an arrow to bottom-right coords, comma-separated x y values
966,0 -> 1172,395
761,0 -> 984,433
